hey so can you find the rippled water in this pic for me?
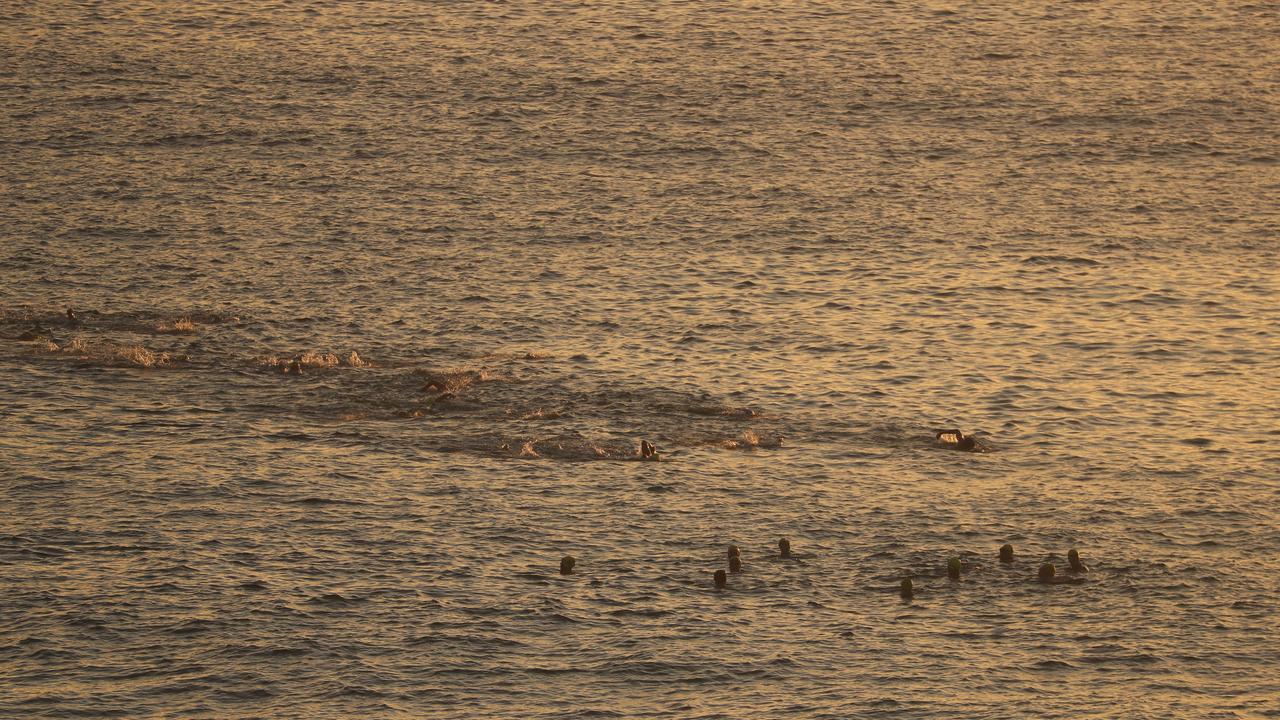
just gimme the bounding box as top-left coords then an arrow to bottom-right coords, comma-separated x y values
3,2 -> 1279,717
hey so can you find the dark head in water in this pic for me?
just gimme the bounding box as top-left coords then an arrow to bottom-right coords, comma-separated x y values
999,544 -> 1014,563
936,429 -> 976,451
729,555 -> 742,573
900,578 -> 914,599
640,440 -> 657,459
560,556 -> 576,575
1038,562 -> 1056,582
727,544 -> 741,560
947,557 -> 962,580
286,359 -> 303,375
65,308 -> 80,325
714,569 -> 727,589
779,538 -> 792,559
1067,548 -> 1089,573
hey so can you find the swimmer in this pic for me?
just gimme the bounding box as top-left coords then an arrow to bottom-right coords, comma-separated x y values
65,308 -> 80,326
947,557 -> 962,580
729,555 -> 742,573
900,578 -> 914,599
17,325 -> 50,341
999,544 -> 1014,563
727,545 -> 741,560
1038,562 -> 1083,585
714,569 -> 727,589
1067,548 -> 1089,573
560,556 -> 576,575
286,359 -> 303,375
772,538 -> 809,564
640,440 -> 657,460
936,429 -> 977,451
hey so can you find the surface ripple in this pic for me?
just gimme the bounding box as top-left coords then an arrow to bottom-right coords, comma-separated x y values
3,1 -> 1279,718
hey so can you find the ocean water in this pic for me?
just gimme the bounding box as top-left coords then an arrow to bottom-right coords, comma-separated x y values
2,1 -> 1279,717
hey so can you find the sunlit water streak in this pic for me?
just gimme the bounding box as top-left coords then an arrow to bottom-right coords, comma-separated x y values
2,1 -> 1279,717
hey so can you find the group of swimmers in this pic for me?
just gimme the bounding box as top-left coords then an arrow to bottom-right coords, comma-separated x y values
559,539 -> 1091,596
898,544 -> 1090,598
709,538 -> 800,588
635,428 -> 979,463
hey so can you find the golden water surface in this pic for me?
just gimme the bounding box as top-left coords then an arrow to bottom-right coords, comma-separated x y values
2,2 -> 1278,718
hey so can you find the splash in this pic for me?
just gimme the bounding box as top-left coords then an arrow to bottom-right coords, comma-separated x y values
41,336 -> 180,369
153,318 -> 197,335
717,429 -> 785,450
497,435 -> 650,461
413,367 -> 495,393
262,350 -> 371,371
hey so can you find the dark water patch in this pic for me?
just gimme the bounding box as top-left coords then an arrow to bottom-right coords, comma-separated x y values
407,633 -> 527,648
318,684 -> 390,702
212,686 -> 275,702
25,647 -> 82,661
306,593 -> 368,606
291,496 -> 370,507
608,608 -> 670,618
1077,652 -> 1163,666
1031,659 -> 1076,670
167,618 -> 229,636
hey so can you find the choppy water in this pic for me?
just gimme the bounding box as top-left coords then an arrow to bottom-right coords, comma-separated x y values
3,1 -> 1279,717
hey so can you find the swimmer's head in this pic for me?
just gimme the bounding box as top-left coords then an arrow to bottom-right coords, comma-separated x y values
999,544 -> 1014,563
900,578 -> 914,599
1038,562 -> 1056,581
714,569 -> 727,589
1068,548 -> 1087,572
727,544 -> 741,559
559,556 -> 576,575
947,557 -> 961,580
729,555 -> 742,573
779,538 -> 791,558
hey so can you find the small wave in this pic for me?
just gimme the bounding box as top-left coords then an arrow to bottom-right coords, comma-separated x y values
680,403 -> 760,419
306,593 -> 366,606
1032,659 -> 1076,670
290,496 -> 369,507
1079,652 -> 1163,666
0,305 -> 240,336
1022,255 -> 1101,266
608,608 -> 670,618
168,618 -> 227,636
